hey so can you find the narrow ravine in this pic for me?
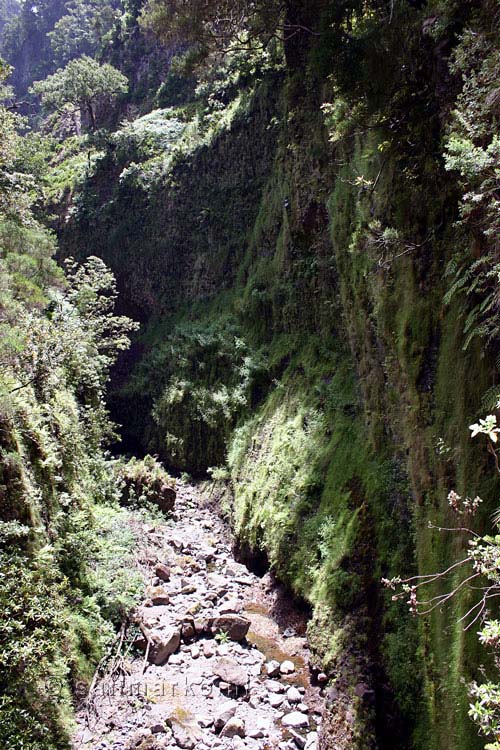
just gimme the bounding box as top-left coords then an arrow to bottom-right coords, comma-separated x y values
74,482 -> 324,750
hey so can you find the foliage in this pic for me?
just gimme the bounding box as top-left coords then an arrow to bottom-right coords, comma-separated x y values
140,0 -> 284,62
117,454 -> 175,510
49,0 -> 120,64
31,55 -> 128,132
443,5 -> 500,348
125,318 -> 266,473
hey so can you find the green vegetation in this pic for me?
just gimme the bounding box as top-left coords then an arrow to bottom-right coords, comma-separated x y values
1,1 -> 500,749
31,55 -> 128,132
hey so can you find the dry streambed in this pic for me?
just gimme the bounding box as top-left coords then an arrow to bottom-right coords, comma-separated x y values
74,483 -> 326,750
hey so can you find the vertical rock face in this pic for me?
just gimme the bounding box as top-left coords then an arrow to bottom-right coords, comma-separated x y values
56,3 -> 497,750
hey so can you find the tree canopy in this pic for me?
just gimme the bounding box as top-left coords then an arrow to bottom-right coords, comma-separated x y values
31,55 -> 128,131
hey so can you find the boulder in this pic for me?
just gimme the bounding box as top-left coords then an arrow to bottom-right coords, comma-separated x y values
145,586 -> 170,606
282,712 -> 309,729
264,660 -> 280,677
280,660 -> 295,675
219,598 -> 243,614
287,686 -> 302,704
220,717 -> 245,739
213,658 -> 249,688
168,718 -> 202,750
211,614 -> 250,642
154,563 -> 171,582
140,625 -> 181,665
214,702 -> 238,731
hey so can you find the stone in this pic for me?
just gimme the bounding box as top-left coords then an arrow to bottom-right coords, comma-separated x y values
286,686 -> 302,704
145,587 -> 170,606
140,625 -> 181,665
194,618 -> 211,635
282,712 -> 309,729
317,672 -> 328,685
203,641 -> 216,658
168,719 -> 202,750
297,703 -> 309,713
219,599 -> 242,614
211,614 -> 250,642
181,619 -> 196,640
207,573 -> 229,594
181,584 -> 197,595
214,702 -> 238,731
268,693 -> 285,708
289,731 -> 306,749
304,732 -> 318,750
266,680 -> 285,693
213,658 -> 249,688
280,660 -> 295,675
190,644 -> 201,659
220,717 -> 245,739
265,660 -> 280,677
150,722 -> 167,734
154,563 -> 171,582
156,484 -> 176,514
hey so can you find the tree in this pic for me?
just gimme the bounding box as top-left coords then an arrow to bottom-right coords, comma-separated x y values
48,0 -> 120,64
139,0 -> 320,61
30,55 -> 128,133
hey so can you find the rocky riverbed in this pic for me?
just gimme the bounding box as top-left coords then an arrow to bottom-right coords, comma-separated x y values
73,482 -> 326,750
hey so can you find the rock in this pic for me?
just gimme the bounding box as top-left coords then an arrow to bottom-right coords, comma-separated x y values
265,660 -> 281,677
220,717 -> 246,739
181,584 -> 197,595
145,587 -> 170,606
286,686 -> 302,704
201,546 -> 216,562
213,658 -> 249,688
207,573 -> 229,595
154,563 -> 171,582
214,702 -> 238,731
265,680 -> 285,693
150,722 -> 167,734
297,703 -> 309,713
268,693 -> 285,708
156,484 -> 176,514
317,672 -> 328,685
203,641 -> 216,658
219,599 -> 242,614
289,731 -> 306,749
212,614 -> 250,642
182,623 -> 195,641
194,617 -> 211,635
190,644 -> 201,659
140,625 -> 181,665
282,712 -> 309,729
168,719 -> 202,750
304,732 -> 318,750
280,660 -> 295,675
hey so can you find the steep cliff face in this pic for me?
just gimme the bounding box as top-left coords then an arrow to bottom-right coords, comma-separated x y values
56,2 -> 498,748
